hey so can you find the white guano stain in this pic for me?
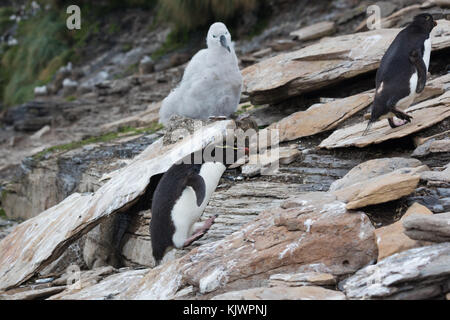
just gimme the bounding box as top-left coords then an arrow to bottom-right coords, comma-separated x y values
304,219 -> 314,233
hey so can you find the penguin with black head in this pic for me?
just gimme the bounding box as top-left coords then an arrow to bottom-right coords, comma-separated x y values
150,139 -> 248,263
364,13 -> 437,135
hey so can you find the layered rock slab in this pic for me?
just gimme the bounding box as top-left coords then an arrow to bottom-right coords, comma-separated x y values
0,120 -> 235,291
341,243 -> 450,300
242,20 -> 450,105
211,285 -> 346,300
269,91 -> 373,143
330,158 -> 427,209
403,212 -> 450,243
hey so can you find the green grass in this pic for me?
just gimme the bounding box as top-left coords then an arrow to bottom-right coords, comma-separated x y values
32,123 -> 163,161
0,11 -> 71,106
158,0 -> 258,30
0,207 -> 6,219
0,7 -> 14,32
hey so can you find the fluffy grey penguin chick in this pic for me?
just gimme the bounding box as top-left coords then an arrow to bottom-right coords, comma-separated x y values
363,13 -> 437,135
159,22 -> 243,124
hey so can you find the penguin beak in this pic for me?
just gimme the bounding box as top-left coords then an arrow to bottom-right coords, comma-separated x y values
220,35 -> 231,53
434,21 -> 437,27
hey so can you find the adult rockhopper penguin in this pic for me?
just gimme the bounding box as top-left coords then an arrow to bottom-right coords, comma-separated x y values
364,13 -> 437,135
150,142 -> 248,263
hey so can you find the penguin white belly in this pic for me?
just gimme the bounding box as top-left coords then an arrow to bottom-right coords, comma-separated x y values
423,38 -> 431,71
171,187 -> 203,248
171,162 -> 226,248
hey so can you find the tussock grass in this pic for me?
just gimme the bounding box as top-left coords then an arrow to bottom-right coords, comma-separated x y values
159,0 -> 258,30
1,12 -> 70,106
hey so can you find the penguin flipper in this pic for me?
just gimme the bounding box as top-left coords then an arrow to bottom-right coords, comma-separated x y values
409,49 -> 427,93
186,174 -> 206,207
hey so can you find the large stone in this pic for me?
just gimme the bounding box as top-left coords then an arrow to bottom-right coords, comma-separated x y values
375,203 -> 433,261
269,91 -> 374,143
341,243 -> 450,300
0,120 -> 235,291
403,212 -> 450,243
320,90 -> 450,149
195,180 -> 309,247
290,21 -> 336,41
211,286 -> 346,300
330,158 -> 426,209
337,168 -> 422,210
182,192 -> 376,295
242,20 -> 450,105
420,164 -> 450,186
329,157 -> 423,192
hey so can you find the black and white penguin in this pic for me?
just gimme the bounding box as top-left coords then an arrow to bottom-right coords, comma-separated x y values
364,13 -> 437,135
150,142 -> 248,263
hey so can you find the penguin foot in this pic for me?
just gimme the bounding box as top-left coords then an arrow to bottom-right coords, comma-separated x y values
388,117 -> 407,128
393,109 -> 413,122
183,215 -> 218,247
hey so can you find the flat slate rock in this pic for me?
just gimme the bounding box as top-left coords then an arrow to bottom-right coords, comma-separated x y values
341,243 -> 450,300
242,20 -> 450,105
330,158 -> 427,209
412,139 -> 450,157
320,90 -> 450,149
269,91 -> 373,143
403,212 -> 450,243
0,120 -> 235,291
211,285 -> 346,300
269,272 -> 336,287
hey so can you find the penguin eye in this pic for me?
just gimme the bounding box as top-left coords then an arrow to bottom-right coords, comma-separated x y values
212,35 -> 217,38
426,16 -> 430,20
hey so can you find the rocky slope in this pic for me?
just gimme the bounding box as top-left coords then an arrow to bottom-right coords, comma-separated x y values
0,0 -> 450,300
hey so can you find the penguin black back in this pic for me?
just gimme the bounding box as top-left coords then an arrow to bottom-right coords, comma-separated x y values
376,14 -> 435,87
365,13 -> 436,134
